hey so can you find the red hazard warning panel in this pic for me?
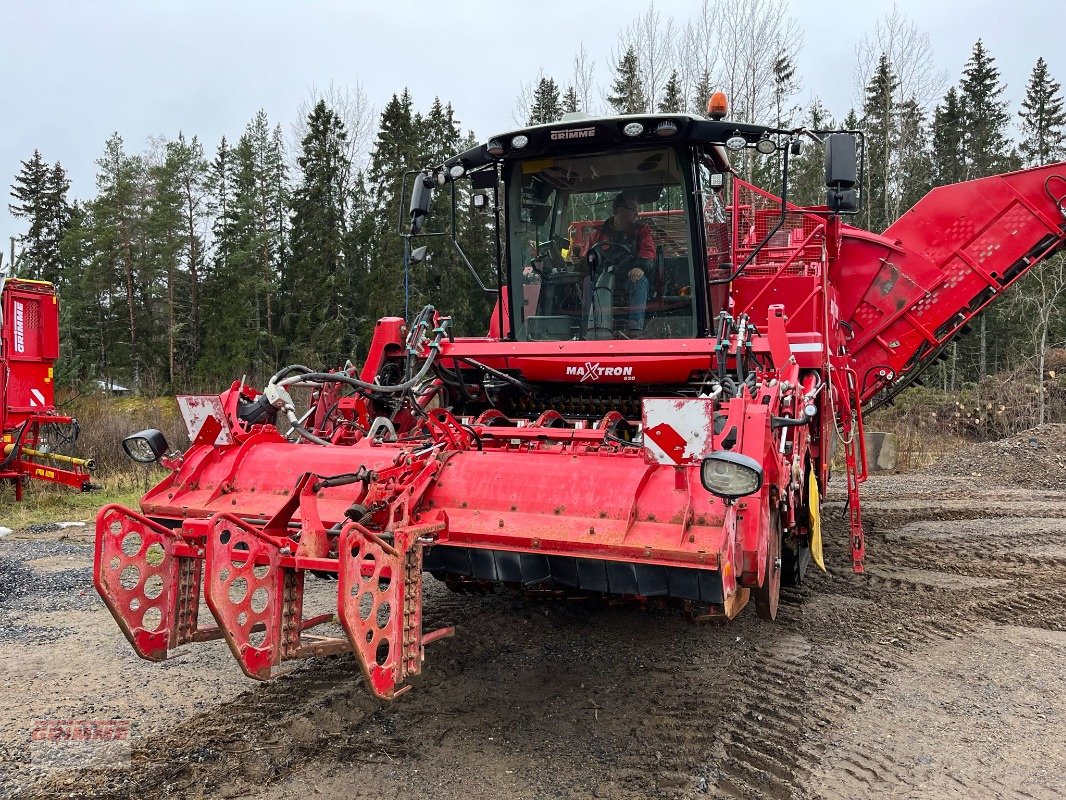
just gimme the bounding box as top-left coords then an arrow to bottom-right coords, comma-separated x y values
641,398 -> 716,466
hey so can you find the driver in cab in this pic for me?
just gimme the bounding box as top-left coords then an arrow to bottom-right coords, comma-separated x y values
582,191 -> 654,332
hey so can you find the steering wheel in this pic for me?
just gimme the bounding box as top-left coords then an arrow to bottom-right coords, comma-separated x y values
530,235 -> 571,275
587,241 -> 634,274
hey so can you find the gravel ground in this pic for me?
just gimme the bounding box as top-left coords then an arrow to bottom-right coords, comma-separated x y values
928,423 -> 1066,489
1,468 -> 1064,799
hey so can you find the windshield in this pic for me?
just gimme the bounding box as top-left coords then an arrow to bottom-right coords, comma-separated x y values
507,147 -> 697,341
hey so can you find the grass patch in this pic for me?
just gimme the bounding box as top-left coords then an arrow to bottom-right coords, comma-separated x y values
0,469 -> 161,531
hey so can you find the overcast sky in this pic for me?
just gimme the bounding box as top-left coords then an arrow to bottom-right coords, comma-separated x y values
2,0 -> 1062,254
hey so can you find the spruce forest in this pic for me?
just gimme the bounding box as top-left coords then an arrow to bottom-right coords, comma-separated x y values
6,3 -> 1066,433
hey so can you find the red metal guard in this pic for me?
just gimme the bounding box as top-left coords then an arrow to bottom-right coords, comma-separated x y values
337,515 -> 452,700
94,505 -> 210,660
202,514 -> 302,680
831,363 -> 868,574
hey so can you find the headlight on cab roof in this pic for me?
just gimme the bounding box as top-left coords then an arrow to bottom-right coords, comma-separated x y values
700,451 -> 763,500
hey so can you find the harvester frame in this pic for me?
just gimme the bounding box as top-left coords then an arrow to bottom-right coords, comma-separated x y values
94,108 -> 1066,700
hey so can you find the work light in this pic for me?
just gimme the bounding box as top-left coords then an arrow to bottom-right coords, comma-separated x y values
700,451 -> 763,500
122,429 -> 169,464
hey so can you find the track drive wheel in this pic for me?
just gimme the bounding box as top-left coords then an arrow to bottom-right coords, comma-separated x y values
754,508 -> 782,621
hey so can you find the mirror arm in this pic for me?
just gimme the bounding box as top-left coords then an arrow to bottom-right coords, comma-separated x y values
448,179 -> 498,295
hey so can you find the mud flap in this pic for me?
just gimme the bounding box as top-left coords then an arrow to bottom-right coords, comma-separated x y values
808,467 -> 825,572
94,504 -> 205,661
337,516 -> 452,700
203,514 -> 301,680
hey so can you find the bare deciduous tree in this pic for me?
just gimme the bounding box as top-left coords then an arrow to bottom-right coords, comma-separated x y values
854,6 -> 946,224
512,70 -> 544,127
291,81 -> 376,200
1005,254 -> 1066,425
680,0 -> 724,113
854,4 -> 947,114
572,45 -> 597,115
614,1 -> 678,112
714,0 -> 802,126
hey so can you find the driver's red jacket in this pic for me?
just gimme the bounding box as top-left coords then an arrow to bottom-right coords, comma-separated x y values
587,218 -> 656,265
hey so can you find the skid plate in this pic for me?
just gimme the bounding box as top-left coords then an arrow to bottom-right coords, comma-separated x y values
94,505 -> 203,660
202,514 -> 302,679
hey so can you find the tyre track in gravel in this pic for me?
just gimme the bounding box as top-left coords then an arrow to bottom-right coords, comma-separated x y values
798,482 -> 1066,800
15,472 -> 1066,800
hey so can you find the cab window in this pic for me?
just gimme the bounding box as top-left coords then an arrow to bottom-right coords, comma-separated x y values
508,147 -> 697,341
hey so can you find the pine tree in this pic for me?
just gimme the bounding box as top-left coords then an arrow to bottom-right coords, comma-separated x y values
420,107 -> 492,336
150,133 -> 210,388
1019,57 -> 1066,167
87,134 -> 150,388
656,69 -> 682,113
691,70 -> 713,116
365,91 -> 420,333
1013,58 -> 1066,423
607,46 -> 648,115
200,136 -> 251,381
955,41 -> 1016,380
528,77 -> 562,125
210,137 -> 234,276
562,86 -> 580,114
771,52 -> 800,128
658,71 -> 684,113
896,97 -> 932,216
343,171 -> 374,351
9,150 -> 49,278
283,101 -> 350,365
861,53 -> 900,231
959,39 -> 1012,178
9,151 -> 71,284
789,99 -> 837,207
200,117 -> 290,381
148,142 -> 187,389
931,87 -> 966,186
55,201 -> 96,385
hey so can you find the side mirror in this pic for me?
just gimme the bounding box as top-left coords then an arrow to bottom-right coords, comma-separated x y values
824,134 -> 858,213
410,245 -> 428,266
409,171 -> 434,235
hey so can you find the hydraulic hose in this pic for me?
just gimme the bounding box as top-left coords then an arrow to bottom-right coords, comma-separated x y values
0,422 -> 27,471
269,364 -> 317,384
277,305 -> 448,395
279,353 -> 440,394
287,418 -> 332,446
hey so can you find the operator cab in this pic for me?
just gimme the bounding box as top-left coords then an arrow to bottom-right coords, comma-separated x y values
413,112 -> 859,344
510,146 -> 700,341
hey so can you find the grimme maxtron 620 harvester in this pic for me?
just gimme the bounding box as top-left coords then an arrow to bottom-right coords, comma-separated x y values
1,277 -> 95,499
95,100 -> 1066,699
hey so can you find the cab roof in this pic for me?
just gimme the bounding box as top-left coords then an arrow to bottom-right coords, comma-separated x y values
438,113 -> 790,176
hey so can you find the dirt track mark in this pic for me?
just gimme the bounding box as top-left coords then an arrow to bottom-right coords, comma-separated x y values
9,471 -> 1066,800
